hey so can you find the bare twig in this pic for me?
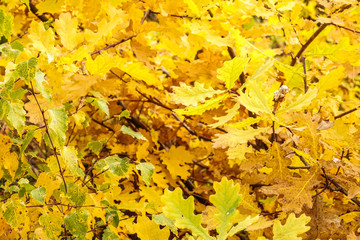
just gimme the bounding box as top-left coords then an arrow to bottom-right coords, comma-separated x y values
302,56 -> 308,93
83,168 -> 109,186
26,203 -> 108,209
90,36 -> 135,56
29,81 -> 67,193
136,89 -> 212,141
330,23 -> 360,34
91,118 -> 115,132
322,174 -> 360,207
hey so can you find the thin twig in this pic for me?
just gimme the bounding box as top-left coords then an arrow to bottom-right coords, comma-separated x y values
29,82 -> 67,193
291,23 -> 330,66
334,106 -> 359,119
83,168 -> 109,186
150,10 -> 200,20
91,118 -> 115,132
26,203 -> 108,209
90,36 -> 135,56
136,89 -> 212,141
330,23 -> 360,34
110,70 -> 128,83
302,56 -> 308,93
322,174 -> 360,207
82,131 -> 116,186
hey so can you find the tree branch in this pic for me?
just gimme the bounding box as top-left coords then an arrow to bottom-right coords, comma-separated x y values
334,106 -> 359,119
29,81 -> 67,193
323,174 -> 360,207
290,23 -> 330,66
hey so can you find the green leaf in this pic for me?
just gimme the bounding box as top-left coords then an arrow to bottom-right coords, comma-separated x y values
0,9 -> 12,41
274,62 -> 304,88
31,186 -> 46,204
120,125 -> 147,140
118,109 -> 130,119
6,101 -> 26,134
161,188 -> 214,240
10,88 -> 27,100
273,213 -> 311,240
86,91 -> 109,116
61,146 -> 85,177
48,108 -> 69,147
2,199 -> 27,228
0,99 -> 10,119
217,57 -> 249,90
102,227 -> 119,240
10,40 -> 24,51
209,177 -> 242,239
175,93 -> 229,116
65,209 -> 89,240
136,162 -> 154,185
225,215 -> 260,238
88,141 -> 103,155
20,127 -> 39,159
16,57 -> 37,83
0,43 -> 22,60
39,212 -> 63,240
66,183 -> 87,206
94,155 -> 129,177
152,213 -> 178,234
34,70 -> 52,102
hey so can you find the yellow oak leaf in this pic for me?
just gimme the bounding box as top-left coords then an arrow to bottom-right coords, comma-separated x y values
86,53 -> 116,76
133,215 -> 170,240
209,103 -> 240,128
261,171 -> 319,213
117,60 -> 162,87
54,13 -> 84,51
273,213 -> 311,240
161,146 -> 194,179
0,134 -> 18,179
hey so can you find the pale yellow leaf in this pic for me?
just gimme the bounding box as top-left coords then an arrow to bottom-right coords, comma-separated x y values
213,127 -> 269,149
209,103 -> 240,128
171,82 -> 225,107
238,80 -> 273,115
175,93 -> 229,116
277,88 -> 317,114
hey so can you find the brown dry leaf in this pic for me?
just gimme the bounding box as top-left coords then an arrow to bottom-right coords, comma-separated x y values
261,170 -> 320,213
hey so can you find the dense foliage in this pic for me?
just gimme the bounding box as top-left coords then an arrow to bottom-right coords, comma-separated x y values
1,0 -> 360,239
